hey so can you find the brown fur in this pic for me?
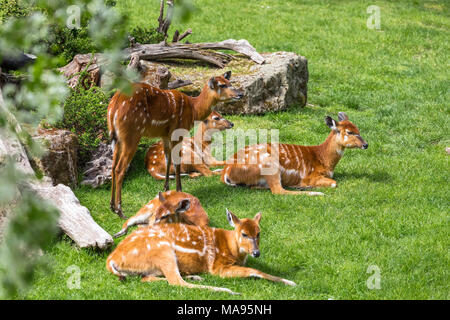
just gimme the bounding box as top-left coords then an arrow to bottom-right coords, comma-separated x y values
106,210 -> 296,294
145,111 -> 233,180
113,190 -> 209,238
108,72 -> 242,218
220,112 -> 368,195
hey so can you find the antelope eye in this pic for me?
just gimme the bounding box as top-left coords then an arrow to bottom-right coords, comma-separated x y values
212,116 -> 220,120
241,233 -> 248,238
219,84 -> 227,88
347,131 -> 355,135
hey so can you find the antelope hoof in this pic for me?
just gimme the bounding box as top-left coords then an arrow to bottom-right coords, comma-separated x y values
308,191 -> 325,196
282,279 -> 297,286
115,208 -> 128,220
113,229 -> 126,238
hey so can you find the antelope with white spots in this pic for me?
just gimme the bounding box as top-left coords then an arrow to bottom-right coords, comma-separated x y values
221,112 -> 368,195
107,71 -> 243,218
145,111 -> 233,180
106,209 -> 296,294
113,191 -> 209,238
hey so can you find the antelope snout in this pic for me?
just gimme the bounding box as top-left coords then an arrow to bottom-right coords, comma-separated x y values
251,250 -> 260,258
362,143 -> 369,149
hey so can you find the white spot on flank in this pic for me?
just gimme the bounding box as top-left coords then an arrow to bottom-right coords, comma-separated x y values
132,248 -> 139,255
173,244 -> 205,256
151,119 -> 169,126
157,241 -> 171,248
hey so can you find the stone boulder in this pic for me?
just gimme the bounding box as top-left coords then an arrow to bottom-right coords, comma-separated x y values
168,51 -> 308,115
31,128 -> 78,187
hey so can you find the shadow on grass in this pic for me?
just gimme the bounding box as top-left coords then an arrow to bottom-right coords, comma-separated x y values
246,258 -> 305,279
337,170 -> 392,183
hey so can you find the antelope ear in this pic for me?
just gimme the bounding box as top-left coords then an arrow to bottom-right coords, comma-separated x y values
223,71 -> 231,80
158,191 -> 166,203
338,112 -> 349,122
253,212 -> 262,224
208,77 -> 218,89
325,116 -> 338,131
226,208 -> 240,228
175,199 -> 191,214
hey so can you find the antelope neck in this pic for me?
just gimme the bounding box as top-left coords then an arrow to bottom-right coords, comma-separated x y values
189,84 -> 217,121
316,131 -> 344,171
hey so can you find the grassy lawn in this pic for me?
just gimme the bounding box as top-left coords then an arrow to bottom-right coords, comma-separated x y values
22,0 -> 449,299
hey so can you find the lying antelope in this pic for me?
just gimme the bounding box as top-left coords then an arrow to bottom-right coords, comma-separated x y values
113,191 -> 209,238
106,209 -> 296,295
107,71 -> 243,218
221,112 -> 368,195
145,111 -> 233,180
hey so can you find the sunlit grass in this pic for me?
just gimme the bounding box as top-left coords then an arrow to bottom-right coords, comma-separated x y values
21,0 -> 450,299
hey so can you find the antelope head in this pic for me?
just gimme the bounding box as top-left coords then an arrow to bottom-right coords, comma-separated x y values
325,112 -> 368,150
226,209 -> 262,258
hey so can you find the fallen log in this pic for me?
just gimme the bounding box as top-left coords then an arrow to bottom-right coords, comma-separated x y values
30,182 -> 113,249
60,39 -> 264,88
123,42 -> 233,68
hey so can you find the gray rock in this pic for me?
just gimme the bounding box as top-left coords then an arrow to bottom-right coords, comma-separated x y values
110,51 -> 308,115
166,51 -> 308,115
215,52 -> 308,115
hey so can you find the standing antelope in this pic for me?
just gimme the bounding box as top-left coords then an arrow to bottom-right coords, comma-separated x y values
221,112 -> 368,195
145,111 -> 233,180
113,190 -> 209,238
107,71 -> 243,218
106,209 -> 296,295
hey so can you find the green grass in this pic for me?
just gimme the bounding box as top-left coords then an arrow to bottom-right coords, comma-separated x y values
21,0 -> 449,299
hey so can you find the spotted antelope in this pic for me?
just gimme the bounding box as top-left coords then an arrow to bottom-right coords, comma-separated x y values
145,111 -> 233,180
221,112 -> 368,195
107,71 -> 243,218
106,209 -> 296,295
113,191 -> 209,238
